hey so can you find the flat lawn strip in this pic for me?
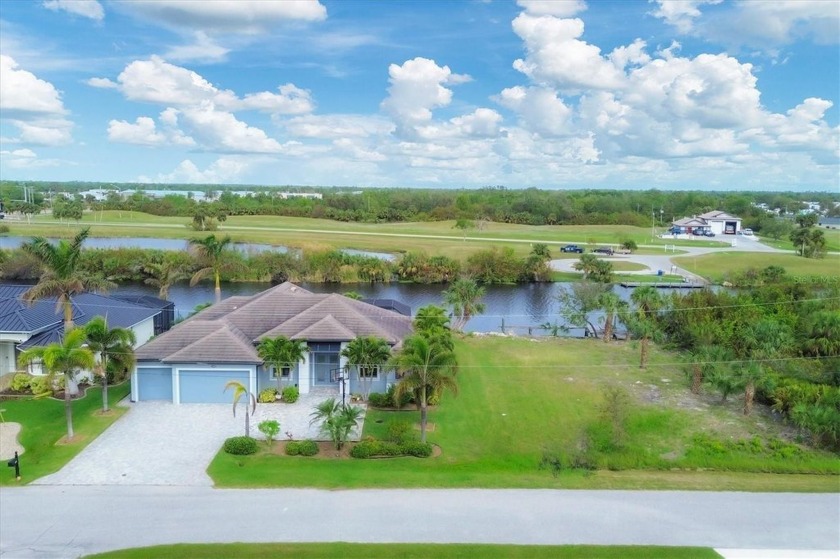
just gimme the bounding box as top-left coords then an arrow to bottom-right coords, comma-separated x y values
84,543 -> 722,559
673,251 -> 840,282
0,383 -> 130,485
209,337 -> 839,491
19,213 -> 724,250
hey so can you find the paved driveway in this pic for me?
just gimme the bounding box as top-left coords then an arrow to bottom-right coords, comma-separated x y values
33,392 -> 363,486
33,402 -> 242,486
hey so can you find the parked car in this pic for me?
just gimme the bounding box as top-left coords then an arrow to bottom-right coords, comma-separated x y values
593,247 -> 615,255
561,245 -> 584,253
742,228 -> 754,236
703,230 -> 715,237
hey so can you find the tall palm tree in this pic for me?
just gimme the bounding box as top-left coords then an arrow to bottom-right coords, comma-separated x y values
225,380 -> 256,437
84,316 -> 136,413
341,336 -> 392,400
21,228 -> 114,331
18,328 -> 95,440
443,278 -> 486,332
629,286 -> 664,369
597,291 -> 625,343
141,258 -> 189,300
389,335 -> 458,443
256,336 -> 309,391
189,234 -> 234,303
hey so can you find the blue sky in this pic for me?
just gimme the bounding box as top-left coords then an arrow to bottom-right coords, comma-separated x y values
0,0 -> 837,191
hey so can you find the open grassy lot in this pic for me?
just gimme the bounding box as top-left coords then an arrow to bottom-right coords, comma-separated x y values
673,251 -> 840,282
9,212 -> 725,258
208,337 -> 839,491
760,228 -> 840,253
85,543 -> 722,559
0,383 -> 130,485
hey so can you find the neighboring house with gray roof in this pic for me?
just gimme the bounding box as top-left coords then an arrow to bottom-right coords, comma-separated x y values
132,282 -> 413,404
671,210 -> 742,235
0,285 -> 163,379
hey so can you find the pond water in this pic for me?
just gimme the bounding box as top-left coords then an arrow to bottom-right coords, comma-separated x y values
108,280 -> 670,336
0,236 -> 394,260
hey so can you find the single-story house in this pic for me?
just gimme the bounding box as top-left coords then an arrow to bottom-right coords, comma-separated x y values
672,211 -> 742,235
0,285 -> 166,378
132,282 -> 413,404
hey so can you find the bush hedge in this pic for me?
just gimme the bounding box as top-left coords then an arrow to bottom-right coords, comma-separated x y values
285,440 -> 318,456
350,439 -> 433,459
223,436 -> 258,455
10,374 -> 31,392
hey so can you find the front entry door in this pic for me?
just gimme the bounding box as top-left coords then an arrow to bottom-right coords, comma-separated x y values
310,343 -> 341,385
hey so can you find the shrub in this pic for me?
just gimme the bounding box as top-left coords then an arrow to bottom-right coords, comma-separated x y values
29,376 -> 52,397
0,224 -> 9,234
11,373 -> 32,392
258,420 -> 280,447
386,420 -> 415,445
350,439 -> 433,459
223,436 -> 258,455
258,388 -> 278,403
282,385 -> 299,403
400,441 -> 433,457
285,440 -> 318,456
621,240 -> 638,251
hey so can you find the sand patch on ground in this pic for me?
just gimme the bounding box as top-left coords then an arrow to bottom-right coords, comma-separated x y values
0,422 -> 24,460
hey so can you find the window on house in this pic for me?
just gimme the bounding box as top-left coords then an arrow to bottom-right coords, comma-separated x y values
271,366 -> 291,379
359,365 -> 379,379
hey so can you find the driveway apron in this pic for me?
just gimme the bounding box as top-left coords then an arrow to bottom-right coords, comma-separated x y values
33,402 -> 243,486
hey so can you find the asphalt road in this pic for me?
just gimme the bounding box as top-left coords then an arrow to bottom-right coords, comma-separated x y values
1,487 -> 837,558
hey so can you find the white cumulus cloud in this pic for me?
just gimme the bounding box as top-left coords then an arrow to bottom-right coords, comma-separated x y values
380,57 -> 471,136
178,103 -> 284,154
140,157 -> 248,184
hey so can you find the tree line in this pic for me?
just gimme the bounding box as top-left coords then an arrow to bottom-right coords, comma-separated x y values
3,181 -> 837,228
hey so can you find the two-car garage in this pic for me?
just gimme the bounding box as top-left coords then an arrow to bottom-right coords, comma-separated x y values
134,365 -> 254,404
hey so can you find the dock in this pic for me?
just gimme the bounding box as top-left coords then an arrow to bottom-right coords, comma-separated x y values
620,281 -> 706,289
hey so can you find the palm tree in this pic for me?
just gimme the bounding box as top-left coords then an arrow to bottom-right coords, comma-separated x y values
686,345 -> 730,395
189,234 -> 234,303
801,311 -> 840,357
413,304 -> 454,351
256,336 -> 309,391
18,328 -> 95,440
141,258 -> 189,300
628,286 -> 664,369
309,397 -> 363,450
443,278 -> 486,331
21,228 -> 114,331
597,291 -> 624,343
389,335 -> 458,443
740,319 -> 792,416
84,316 -> 136,413
341,336 -> 392,400
224,380 -> 257,437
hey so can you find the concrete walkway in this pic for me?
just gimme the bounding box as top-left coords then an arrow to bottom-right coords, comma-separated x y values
0,487 -> 837,558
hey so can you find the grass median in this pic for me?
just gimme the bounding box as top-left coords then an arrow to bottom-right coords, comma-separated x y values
673,251 -> 840,283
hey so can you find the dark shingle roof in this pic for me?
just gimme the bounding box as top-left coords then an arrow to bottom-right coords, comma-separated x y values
136,282 -> 413,364
0,285 -> 160,344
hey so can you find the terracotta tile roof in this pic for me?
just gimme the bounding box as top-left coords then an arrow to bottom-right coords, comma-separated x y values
136,282 -> 413,363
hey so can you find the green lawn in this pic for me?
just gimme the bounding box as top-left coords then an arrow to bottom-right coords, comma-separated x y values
9,213 -> 726,261
84,543 -> 722,559
209,338 -> 839,491
0,382 -> 130,485
760,228 -> 840,253
673,251 -> 840,282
